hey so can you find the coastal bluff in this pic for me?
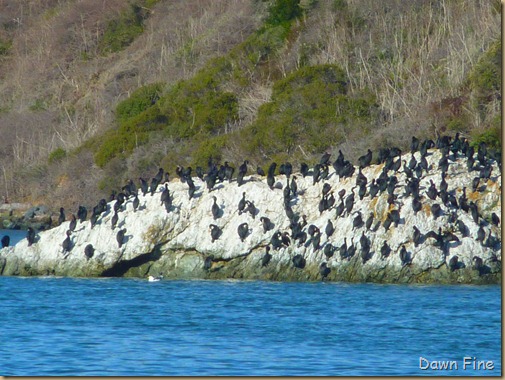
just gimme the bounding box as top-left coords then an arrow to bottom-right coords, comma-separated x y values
0,147 -> 501,284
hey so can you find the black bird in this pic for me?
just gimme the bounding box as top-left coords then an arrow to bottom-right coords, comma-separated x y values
471,176 -> 480,192
456,219 -> 468,237
412,198 -> 422,214
209,224 -> 222,242
359,232 -> 371,263
260,216 -> 273,233
154,167 -> 164,184
77,205 -> 88,223
410,136 -> 419,153
62,230 -> 72,254
26,227 -> 36,247
292,254 -> 306,269
426,180 -> 438,200
139,177 -> 149,196
476,225 -> 485,244
339,238 -> 348,260
84,244 -> 94,260
352,211 -> 363,230
431,203 -> 442,219
469,202 -> 479,225
320,152 -> 331,166
132,193 -> 140,212
68,214 -> 77,232
472,256 -> 483,273
325,219 -> 334,237
58,207 -> 66,226
358,149 -> 372,169
237,160 -> 248,186
382,216 -> 392,232
346,237 -> 356,260
116,228 -> 127,248
300,162 -> 309,177
261,246 -> 272,267
204,255 -> 214,271
270,231 -> 283,250
459,187 -> 469,212
365,212 -> 374,230
238,192 -> 247,214
413,226 -> 422,247
369,179 -> 379,199
211,196 -> 220,220
345,187 -> 356,215
399,245 -> 411,266
290,176 -> 298,197
358,183 -> 367,200
1,235 -> 9,248
448,255 -> 459,272
389,209 -> 401,227
308,224 -> 320,237
111,211 -> 118,230
319,262 -> 331,280
237,223 -> 249,242
491,212 -> 500,226
245,201 -> 257,219
90,213 -> 98,229
439,173 -> 448,193
311,231 -> 321,251
324,243 -> 335,259
335,201 -> 345,218
380,240 -> 391,259
256,166 -> 265,176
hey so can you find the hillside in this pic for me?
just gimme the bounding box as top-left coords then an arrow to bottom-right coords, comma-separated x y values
0,0 -> 501,218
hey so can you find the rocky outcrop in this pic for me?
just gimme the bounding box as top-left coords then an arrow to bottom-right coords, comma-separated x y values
0,147 -> 501,284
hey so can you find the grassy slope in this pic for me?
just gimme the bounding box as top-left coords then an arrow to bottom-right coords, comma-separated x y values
0,0 -> 500,214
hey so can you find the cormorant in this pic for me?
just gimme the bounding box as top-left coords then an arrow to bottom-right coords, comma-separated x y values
339,238 -> 348,260
58,207 -> 66,226
413,226 -> 422,247
325,219 -> 334,237
365,212 -> 374,230
69,214 -> 77,232
27,227 -> 36,246
399,245 -> 411,266
1,235 -> 9,248
237,222 -> 249,242
209,224 -> 222,242
320,152 -> 331,166
111,211 -> 118,230
358,149 -> 372,169
256,166 -> 265,176
211,196 -> 220,220
448,255 -> 459,272
412,198 -> 422,214
352,211 -> 363,230
116,228 -> 127,248
380,240 -> 391,259
262,246 -> 272,267
431,203 -> 442,219
62,230 -> 72,254
260,216 -> 273,233
346,237 -> 356,260
324,243 -> 335,259
476,226 -> 485,244
345,187 -> 356,215
139,177 -> 149,196
456,219 -> 468,237
319,262 -> 331,280
238,192 -> 246,214
84,244 -> 94,260
491,212 -> 500,226
204,255 -> 214,271
292,254 -> 306,269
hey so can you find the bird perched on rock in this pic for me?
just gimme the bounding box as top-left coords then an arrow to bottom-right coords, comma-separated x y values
116,228 -> 127,248
209,224 -> 222,243
261,246 -> 272,267
237,223 -> 249,242
211,196 -> 220,220
62,230 -> 72,255
319,262 -> 331,280
399,245 -> 411,266
292,254 -> 306,269
84,244 -> 94,260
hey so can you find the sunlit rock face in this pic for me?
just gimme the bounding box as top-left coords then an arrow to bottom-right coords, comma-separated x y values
0,147 -> 501,284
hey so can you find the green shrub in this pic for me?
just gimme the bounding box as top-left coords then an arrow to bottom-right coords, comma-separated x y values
240,64 -> 378,159
116,83 -> 164,123
266,0 -> 303,27
0,38 -> 11,56
98,1 -> 157,54
48,148 -> 67,164
466,39 -> 501,103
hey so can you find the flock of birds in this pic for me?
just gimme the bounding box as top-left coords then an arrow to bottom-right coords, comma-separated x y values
8,133 -> 501,281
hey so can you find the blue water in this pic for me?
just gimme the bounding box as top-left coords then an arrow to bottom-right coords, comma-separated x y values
0,277 -> 501,376
0,228 -> 26,246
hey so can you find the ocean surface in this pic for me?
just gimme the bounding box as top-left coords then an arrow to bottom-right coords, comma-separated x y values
0,276 -> 501,376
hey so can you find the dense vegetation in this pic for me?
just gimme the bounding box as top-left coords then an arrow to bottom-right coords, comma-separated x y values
0,0 -> 500,212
